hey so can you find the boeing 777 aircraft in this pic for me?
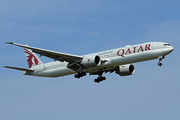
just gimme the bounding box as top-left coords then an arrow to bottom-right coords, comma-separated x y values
4,42 -> 174,83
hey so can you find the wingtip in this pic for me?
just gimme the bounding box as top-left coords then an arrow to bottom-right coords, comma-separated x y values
3,66 -> 8,69
5,42 -> 14,44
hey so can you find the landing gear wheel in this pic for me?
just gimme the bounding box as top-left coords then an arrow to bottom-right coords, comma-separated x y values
102,77 -> 106,81
74,74 -> 80,79
74,72 -> 86,79
157,62 -> 162,66
94,79 -> 99,83
94,76 -> 106,83
82,72 -> 86,76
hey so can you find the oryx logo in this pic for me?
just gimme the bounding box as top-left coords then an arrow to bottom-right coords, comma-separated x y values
24,48 -> 39,68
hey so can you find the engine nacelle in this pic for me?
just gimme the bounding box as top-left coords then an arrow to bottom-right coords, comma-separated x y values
81,55 -> 101,68
116,64 -> 135,76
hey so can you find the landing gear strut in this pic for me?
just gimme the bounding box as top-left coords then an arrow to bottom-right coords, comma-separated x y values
94,72 -> 106,83
157,56 -> 165,66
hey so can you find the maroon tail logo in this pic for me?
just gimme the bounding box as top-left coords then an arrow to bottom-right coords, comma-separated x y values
24,48 -> 39,68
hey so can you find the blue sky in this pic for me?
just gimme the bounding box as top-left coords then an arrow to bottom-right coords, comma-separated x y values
0,0 -> 180,120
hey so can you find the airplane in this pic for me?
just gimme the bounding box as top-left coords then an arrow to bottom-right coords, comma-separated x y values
4,42 -> 174,83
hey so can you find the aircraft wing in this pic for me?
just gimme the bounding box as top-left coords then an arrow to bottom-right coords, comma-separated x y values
6,42 -> 83,63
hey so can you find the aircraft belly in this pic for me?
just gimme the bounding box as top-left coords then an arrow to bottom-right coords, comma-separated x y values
32,67 -> 76,77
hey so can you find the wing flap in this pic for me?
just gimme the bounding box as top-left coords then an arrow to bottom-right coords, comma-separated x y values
4,66 -> 34,72
6,42 -> 83,62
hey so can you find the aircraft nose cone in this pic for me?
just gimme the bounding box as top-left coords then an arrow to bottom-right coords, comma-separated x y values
167,46 -> 174,54
170,46 -> 174,52
163,46 -> 174,56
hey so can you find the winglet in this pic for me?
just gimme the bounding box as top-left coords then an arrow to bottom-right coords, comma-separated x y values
5,42 -> 14,44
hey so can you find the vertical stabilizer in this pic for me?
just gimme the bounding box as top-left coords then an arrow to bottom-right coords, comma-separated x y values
24,48 -> 43,68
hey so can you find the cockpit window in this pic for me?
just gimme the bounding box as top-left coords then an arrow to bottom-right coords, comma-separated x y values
164,44 -> 171,46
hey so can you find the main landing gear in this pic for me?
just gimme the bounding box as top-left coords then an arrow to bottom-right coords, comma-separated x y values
74,72 -> 86,79
157,56 -> 165,66
94,76 -> 106,83
74,66 -> 86,79
74,66 -> 106,83
94,72 -> 106,83
74,71 -> 106,83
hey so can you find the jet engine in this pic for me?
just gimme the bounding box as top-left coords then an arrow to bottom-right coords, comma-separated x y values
116,64 -> 135,76
81,55 -> 101,68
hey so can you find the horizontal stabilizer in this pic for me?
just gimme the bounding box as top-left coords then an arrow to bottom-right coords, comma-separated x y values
4,66 -> 34,72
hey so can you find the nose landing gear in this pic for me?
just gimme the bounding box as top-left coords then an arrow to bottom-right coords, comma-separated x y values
157,56 -> 165,66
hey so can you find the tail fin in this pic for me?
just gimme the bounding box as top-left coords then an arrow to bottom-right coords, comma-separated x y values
24,48 -> 43,68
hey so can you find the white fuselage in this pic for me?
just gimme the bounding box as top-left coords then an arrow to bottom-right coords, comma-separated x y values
25,42 -> 174,77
